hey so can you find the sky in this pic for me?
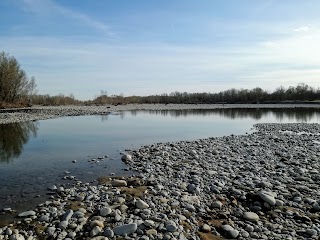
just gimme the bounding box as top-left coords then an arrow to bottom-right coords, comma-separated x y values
0,0 -> 320,100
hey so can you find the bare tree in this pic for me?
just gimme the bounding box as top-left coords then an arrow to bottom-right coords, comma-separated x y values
0,51 -> 37,104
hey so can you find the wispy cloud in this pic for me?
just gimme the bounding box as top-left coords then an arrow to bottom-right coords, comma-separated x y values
20,0 -> 113,35
294,26 -> 310,32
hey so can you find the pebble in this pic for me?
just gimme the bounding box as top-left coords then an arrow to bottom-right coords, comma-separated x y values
111,179 -> 127,187
243,212 -> 259,222
212,201 -> 223,208
259,190 -> 276,206
136,199 -> 149,209
113,223 -> 137,236
18,211 -> 36,217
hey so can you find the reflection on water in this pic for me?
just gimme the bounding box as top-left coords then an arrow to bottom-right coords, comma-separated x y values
0,121 -> 38,163
129,108 -> 320,122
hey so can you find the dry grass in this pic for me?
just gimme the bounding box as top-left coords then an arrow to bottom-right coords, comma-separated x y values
120,186 -> 147,198
198,232 -> 223,240
0,102 -> 29,109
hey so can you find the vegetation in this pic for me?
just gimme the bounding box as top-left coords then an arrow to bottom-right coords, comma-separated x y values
31,93 -> 81,106
90,83 -> 320,105
0,52 -> 37,107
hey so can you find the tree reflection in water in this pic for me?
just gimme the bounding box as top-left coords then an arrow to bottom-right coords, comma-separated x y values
0,121 -> 38,163
129,108 -> 320,122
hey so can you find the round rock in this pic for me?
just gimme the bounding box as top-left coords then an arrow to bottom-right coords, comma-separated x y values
243,212 -> 259,222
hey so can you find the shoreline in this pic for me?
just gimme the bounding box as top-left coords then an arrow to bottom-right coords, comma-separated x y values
1,103 -> 320,124
0,123 -> 320,239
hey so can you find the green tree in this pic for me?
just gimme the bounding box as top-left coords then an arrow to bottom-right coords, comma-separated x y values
0,51 -> 37,104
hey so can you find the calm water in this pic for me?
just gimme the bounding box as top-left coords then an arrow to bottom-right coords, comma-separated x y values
0,108 -> 320,217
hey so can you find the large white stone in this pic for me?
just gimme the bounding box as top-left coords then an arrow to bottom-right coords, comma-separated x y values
243,212 -> 259,222
136,199 -> 149,209
259,190 -> 276,206
18,211 -> 36,217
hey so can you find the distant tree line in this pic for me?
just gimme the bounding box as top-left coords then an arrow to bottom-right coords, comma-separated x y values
31,93 -> 81,106
91,83 -> 320,105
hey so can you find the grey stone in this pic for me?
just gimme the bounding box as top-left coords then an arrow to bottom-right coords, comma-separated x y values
259,190 -> 276,206
18,211 -> 36,217
59,220 -> 68,230
62,209 -> 73,221
113,223 -> 137,236
243,212 -> 259,222
104,228 -> 114,238
136,199 -> 149,209
9,234 -> 25,240
90,226 -> 101,237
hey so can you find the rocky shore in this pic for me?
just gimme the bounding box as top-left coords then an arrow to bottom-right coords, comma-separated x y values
0,104 -> 320,124
0,123 -> 320,239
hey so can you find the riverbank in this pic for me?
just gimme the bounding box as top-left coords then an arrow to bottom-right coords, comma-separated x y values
0,123 -> 320,239
1,103 -> 320,124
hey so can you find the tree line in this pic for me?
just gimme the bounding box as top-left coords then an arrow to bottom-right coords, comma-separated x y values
91,84 -> 320,105
1,51 -> 319,107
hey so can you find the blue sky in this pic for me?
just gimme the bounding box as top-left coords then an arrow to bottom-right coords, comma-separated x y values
1,0 -> 320,100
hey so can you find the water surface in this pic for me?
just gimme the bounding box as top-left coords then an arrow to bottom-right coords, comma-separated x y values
0,108 -> 320,217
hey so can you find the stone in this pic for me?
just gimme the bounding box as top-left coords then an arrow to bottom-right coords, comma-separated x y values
212,201 -> 223,208
166,221 -> 177,232
136,199 -> 149,209
9,234 -> 25,240
38,215 -> 50,222
59,220 -> 68,229
46,227 -> 56,236
187,184 -> 196,193
68,232 -> 76,238
222,225 -> 239,238
104,228 -> 114,238
91,237 -> 108,240
306,229 -> 317,236
312,202 -> 320,211
90,226 -> 102,237
229,229 -> 239,238
48,185 -> 57,191
62,209 -> 73,221
6,228 -> 13,235
18,211 -> 36,217
258,190 -> 276,206
113,223 -> 137,236
111,180 -> 127,187
202,224 -> 211,232
146,229 -> 157,235
144,220 -> 155,227
90,220 -> 104,229
121,154 -> 132,161
243,212 -> 259,222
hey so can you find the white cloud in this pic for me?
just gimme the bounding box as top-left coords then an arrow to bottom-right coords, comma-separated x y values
294,26 -> 310,32
20,0 -> 112,35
